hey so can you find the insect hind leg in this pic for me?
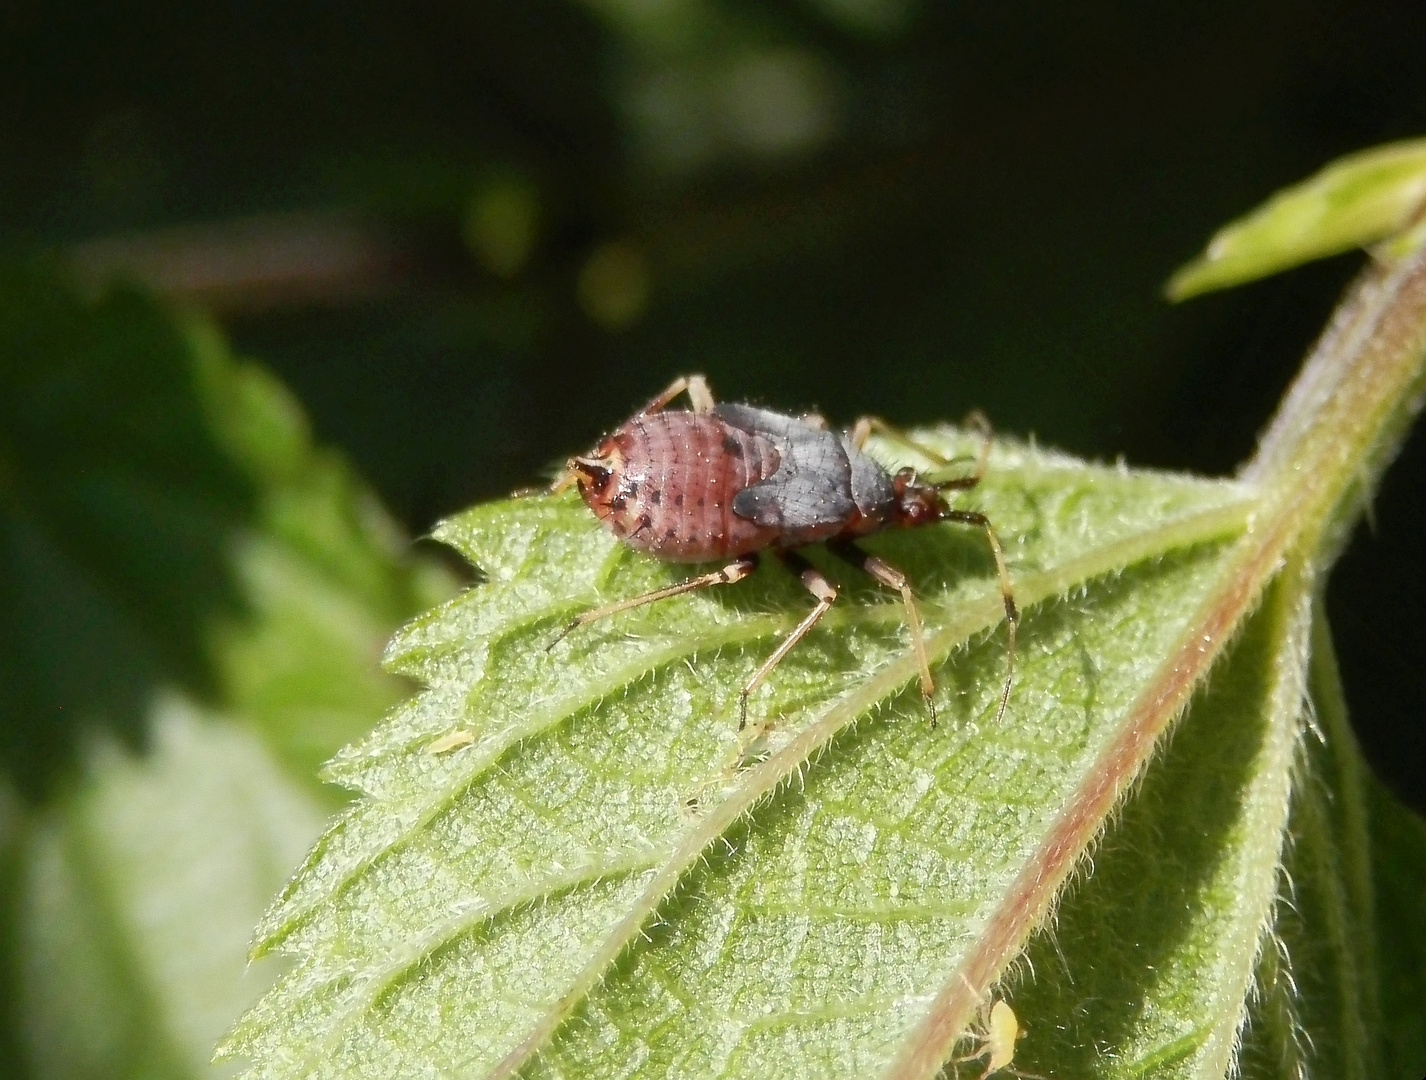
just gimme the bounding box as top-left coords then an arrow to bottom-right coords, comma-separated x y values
548,555 -> 757,650
738,551 -> 837,730
640,374 -> 716,415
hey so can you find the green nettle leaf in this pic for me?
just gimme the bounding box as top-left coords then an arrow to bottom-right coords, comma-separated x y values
225,440 -> 1257,1077
224,150 -> 1426,1079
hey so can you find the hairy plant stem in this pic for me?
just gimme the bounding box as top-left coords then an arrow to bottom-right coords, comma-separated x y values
887,242 -> 1426,1080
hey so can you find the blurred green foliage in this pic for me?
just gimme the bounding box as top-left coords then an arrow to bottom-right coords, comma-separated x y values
0,268 -> 255,797
1371,778 -> 1426,1077
0,265 -> 453,1080
0,266 -> 452,800
19,696 -> 327,1080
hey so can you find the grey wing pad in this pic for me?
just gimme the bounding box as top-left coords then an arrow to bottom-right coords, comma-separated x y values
731,474 -> 855,531
840,434 -> 895,514
719,405 -> 856,531
713,403 -> 808,442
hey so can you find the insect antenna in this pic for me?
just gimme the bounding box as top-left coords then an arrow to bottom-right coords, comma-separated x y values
942,506 -> 1018,725
931,412 -> 1016,721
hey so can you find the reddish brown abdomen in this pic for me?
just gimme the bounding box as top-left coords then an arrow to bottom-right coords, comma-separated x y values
580,411 -> 782,562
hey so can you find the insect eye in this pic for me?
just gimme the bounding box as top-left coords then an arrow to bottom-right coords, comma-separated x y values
891,467 -> 918,495
571,456 -> 614,491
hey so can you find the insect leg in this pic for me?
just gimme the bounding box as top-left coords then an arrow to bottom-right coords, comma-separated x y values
547,555 -> 757,649
639,374 -> 716,415
850,413 -> 996,490
943,508 -> 1019,724
830,540 -> 938,727
738,552 -> 838,730
934,409 -> 994,492
684,375 -> 715,414
848,415 -> 951,468
547,469 -> 581,496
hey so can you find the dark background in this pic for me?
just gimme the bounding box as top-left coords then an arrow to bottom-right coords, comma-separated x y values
1,0 -> 1423,811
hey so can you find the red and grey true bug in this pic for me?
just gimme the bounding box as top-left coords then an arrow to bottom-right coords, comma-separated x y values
549,375 -> 1018,728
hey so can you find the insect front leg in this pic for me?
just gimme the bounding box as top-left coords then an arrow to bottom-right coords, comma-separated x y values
547,469 -> 581,496
848,415 -> 950,468
830,540 -> 938,727
849,413 -> 995,488
935,409 -> 993,492
547,555 -> 757,649
738,551 -> 838,730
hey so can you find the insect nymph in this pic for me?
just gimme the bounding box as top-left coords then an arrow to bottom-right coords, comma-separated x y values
550,375 -> 1018,728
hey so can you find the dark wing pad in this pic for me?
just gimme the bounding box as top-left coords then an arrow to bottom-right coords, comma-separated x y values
840,434 -> 896,517
717,404 -> 856,533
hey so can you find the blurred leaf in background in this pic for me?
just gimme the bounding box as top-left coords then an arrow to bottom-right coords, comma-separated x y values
0,267 -> 255,796
18,696 -> 325,1080
0,266 -> 453,798
0,263 -> 455,1078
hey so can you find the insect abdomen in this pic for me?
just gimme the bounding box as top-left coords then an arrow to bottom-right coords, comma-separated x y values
585,411 -> 782,562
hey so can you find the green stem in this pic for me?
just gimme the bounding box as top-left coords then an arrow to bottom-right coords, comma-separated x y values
1244,243 -> 1426,556
887,243 -> 1426,1080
